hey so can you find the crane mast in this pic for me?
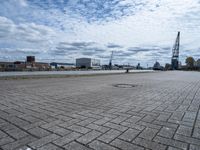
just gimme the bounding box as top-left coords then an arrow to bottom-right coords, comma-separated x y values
171,31 -> 180,70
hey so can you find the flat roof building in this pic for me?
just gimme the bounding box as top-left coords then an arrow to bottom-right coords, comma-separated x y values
76,58 -> 100,69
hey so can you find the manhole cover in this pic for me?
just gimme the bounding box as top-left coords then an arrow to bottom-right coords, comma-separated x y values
113,84 -> 137,88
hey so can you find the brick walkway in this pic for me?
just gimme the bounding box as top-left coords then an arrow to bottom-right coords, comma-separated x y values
0,71 -> 200,150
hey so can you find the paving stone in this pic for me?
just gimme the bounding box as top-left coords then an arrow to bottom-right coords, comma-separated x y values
125,116 -> 142,123
28,134 -> 60,149
174,134 -> 200,146
138,127 -> 159,140
0,136 -> 15,146
103,122 -> 128,132
158,127 -> 176,138
141,115 -> 156,123
76,118 -> 97,126
110,116 -> 128,124
190,144 -> 200,150
1,71 -> 200,150
120,122 -> 145,131
93,117 -> 112,125
0,130 -> 7,139
168,146 -> 182,150
89,140 -> 118,150
64,141 -> 93,150
77,130 -> 102,144
40,120 -> 64,129
86,123 -> 110,133
153,120 -> 178,129
37,143 -> 63,150
66,125 -> 91,134
2,135 -> 37,150
119,128 -> 140,142
98,129 -> 121,143
176,125 -> 193,137
53,132 -> 82,146
192,128 -> 200,138
154,135 -> 188,150
111,138 -> 144,150
133,137 -> 167,150
137,121 -> 162,130
28,127 -> 51,138
47,125 -> 71,136
6,128 -> 29,140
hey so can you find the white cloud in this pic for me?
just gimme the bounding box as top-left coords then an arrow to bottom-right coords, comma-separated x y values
0,0 -> 200,66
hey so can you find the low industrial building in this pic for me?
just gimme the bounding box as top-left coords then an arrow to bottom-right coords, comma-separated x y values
76,58 -> 101,69
50,62 -> 75,69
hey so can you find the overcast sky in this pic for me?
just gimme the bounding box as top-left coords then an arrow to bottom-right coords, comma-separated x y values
0,0 -> 200,66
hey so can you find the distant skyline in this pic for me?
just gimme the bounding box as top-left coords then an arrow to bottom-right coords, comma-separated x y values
0,0 -> 200,66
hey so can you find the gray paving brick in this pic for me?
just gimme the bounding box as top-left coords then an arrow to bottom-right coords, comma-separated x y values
158,127 -> 176,138
64,141 -> 93,150
0,136 -> 15,146
37,143 -> 63,150
77,130 -> 102,144
53,132 -> 82,146
93,117 -> 112,125
168,146 -> 182,150
66,125 -> 91,134
119,128 -> 140,142
28,134 -> 60,149
2,135 -> 37,150
28,127 -> 51,138
47,125 -> 71,136
6,128 -> 29,140
190,144 -> 200,150
139,127 -> 158,140
111,116 -> 129,124
98,129 -> 121,143
0,130 -> 7,139
125,116 -> 142,123
89,140 -> 118,150
86,123 -> 110,133
154,135 -> 188,150
133,137 -> 167,150
120,122 -> 145,131
111,138 -> 144,150
174,134 -> 200,146
176,125 -> 192,137
103,122 -> 128,132
192,128 -> 200,138
76,118 -> 97,126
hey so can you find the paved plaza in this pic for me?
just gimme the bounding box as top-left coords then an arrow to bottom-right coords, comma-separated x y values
0,71 -> 200,150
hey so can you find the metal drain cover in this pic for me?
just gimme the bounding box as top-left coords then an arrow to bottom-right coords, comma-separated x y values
113,84 -> 137,88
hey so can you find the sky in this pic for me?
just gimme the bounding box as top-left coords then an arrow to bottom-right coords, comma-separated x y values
0,0 -> 200,66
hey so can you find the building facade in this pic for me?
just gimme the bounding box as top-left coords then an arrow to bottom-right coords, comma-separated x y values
76,58 -> 101,69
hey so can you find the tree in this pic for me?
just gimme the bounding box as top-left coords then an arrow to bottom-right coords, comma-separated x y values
185,57 -> 195,69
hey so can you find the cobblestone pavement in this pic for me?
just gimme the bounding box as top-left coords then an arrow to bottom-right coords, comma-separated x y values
0,71 -> 200,150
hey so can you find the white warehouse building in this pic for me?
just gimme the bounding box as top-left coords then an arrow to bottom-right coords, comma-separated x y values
76,58 -> 101,69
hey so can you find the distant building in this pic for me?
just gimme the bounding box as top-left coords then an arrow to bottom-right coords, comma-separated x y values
27,56 -> 35,63
26,56 -> 36,69
0,62 -> 15,71
76,58 -> 101,69
50,62 -> 75,69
